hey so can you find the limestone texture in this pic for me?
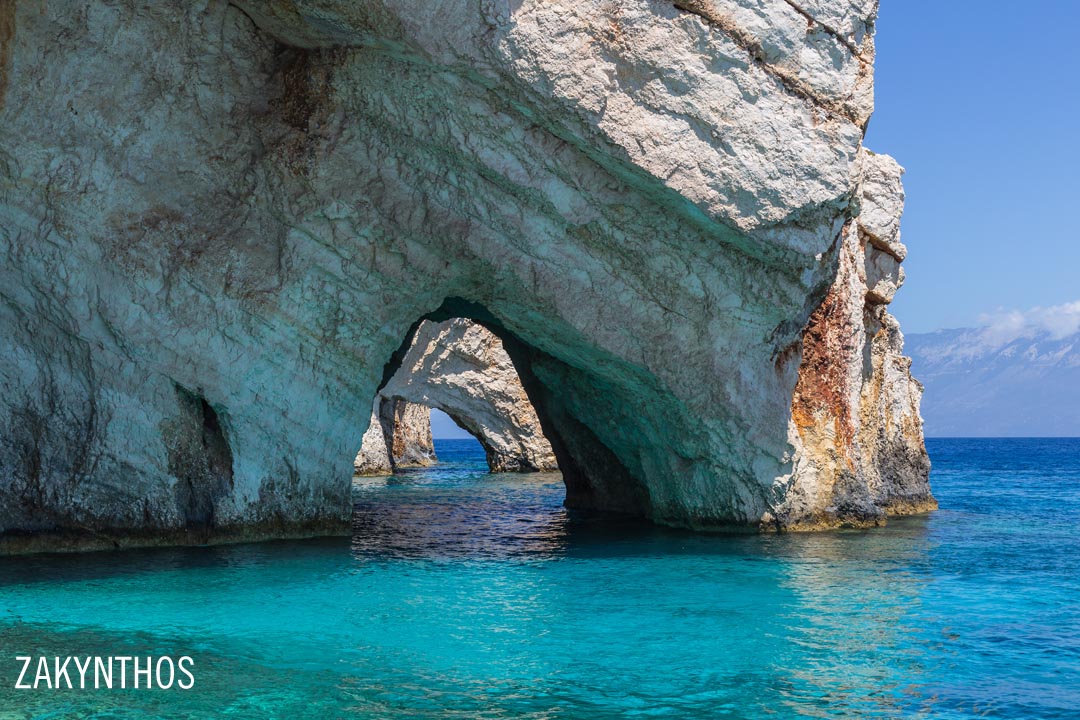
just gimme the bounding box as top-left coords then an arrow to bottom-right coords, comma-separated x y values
353,397 -> 437,475
778,150 -> 935,529
0,0 -> 932,551
362,318 -> 558,474
354,403 -> 394,476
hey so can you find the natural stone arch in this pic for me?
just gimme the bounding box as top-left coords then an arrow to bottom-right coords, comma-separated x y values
428,404 -> 556,474
354,318 -> 557,475
0,1 -> 933,551
375,318 -> 557,473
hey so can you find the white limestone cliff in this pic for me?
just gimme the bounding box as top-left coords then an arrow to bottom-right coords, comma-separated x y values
354,404 -> 394,476
0,0 -> 932,550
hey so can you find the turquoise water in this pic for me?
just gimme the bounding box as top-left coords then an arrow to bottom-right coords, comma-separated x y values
1,438 -> 1078,719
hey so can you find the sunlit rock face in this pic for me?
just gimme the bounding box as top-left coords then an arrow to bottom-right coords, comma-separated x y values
354,403 -> 395,476
354,398 -> 436,475
0,0 -> 932,550
354,319 -> 556,474
778,150 -> 936,529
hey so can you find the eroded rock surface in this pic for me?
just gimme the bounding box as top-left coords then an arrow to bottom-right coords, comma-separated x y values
353,397 -> 436,475
354,404 -> 394,476
0,0 -> 932,550
778,150 -> 935,529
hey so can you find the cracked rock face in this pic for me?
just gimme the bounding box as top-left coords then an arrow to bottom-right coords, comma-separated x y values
359,319 -> 558,474
0,0 -> 931,550
778,150 -> 935,529
354,397 -> 437,475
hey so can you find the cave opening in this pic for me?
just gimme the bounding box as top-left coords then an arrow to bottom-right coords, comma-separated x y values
347,296 -> 657,527
353,311 -> 561,478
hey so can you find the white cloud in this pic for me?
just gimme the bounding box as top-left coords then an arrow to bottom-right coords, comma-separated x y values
977,300 -> 1080,346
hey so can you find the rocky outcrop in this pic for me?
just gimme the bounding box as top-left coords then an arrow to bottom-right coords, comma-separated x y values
382,398 -> 437,469
0,0 -> 931,551
354,403 -> 394,476
776,151 -> 935,529
353,397 -> 437,475
354,318 -> 557,475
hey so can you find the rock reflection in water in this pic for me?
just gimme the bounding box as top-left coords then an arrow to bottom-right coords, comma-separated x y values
771,523 -> 935,717
352,471 -> 570,560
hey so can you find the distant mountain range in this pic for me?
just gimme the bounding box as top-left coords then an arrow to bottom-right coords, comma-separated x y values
905,327 -> 1080,437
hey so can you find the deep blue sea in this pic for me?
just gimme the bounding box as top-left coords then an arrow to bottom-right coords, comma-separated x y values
1,438 -> 1078,719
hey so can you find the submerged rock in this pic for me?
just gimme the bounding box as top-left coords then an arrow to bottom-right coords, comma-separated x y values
0,0 -> 932,550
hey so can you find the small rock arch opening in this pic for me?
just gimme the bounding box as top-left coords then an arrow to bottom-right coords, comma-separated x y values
429,406 -> 550,474
354,315 -> 559,476
352,298 -> 651,519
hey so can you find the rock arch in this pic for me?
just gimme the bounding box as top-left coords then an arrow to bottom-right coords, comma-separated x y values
0,0 -> 933,550
356,318 -> 557,476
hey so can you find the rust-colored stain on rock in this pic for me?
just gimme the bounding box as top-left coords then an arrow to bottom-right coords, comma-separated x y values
0,0 -> 15,112
791,283 -> 857,455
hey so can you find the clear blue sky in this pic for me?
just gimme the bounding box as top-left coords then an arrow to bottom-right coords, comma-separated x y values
431,408 -> 473,440
865,0 -> 1080,333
